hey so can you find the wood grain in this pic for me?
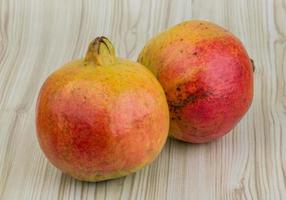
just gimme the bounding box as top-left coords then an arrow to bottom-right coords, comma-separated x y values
0,0 -> 285,199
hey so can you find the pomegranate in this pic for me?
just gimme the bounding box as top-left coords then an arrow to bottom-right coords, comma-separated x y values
36,37 -> 169,181
138,20 -> 253,143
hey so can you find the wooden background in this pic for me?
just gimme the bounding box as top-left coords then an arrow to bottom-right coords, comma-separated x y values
0,0 -> 285,199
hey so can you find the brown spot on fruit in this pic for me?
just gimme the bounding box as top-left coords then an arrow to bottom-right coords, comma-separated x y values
168,83 -> 210,110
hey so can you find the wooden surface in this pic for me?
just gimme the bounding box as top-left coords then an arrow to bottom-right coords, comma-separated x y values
0,0 -> 285,199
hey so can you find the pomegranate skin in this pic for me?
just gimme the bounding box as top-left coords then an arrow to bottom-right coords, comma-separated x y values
138,20 -> 253,143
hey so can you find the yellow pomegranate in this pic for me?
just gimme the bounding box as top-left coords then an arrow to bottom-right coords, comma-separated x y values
36,37 -> 169,182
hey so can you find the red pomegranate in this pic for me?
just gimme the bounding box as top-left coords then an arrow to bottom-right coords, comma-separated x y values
138,20 -> 254,143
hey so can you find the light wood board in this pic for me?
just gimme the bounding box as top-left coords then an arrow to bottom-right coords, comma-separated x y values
0,0 -> 285,199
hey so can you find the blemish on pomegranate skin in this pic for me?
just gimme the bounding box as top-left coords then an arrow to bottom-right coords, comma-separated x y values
168,91 -> 208,109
